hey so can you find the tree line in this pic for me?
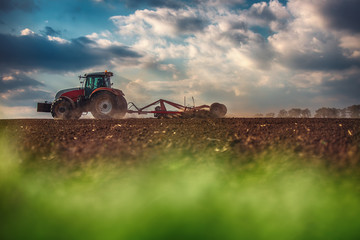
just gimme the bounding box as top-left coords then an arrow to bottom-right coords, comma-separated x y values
254,105 -> 360,118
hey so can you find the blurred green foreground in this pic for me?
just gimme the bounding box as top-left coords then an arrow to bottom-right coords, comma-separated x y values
1,136 -> 360,240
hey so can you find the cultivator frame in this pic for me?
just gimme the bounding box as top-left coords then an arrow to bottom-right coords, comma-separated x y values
127,99 -> 226,118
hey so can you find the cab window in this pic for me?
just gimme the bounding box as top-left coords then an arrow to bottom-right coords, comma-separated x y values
104,77 -> 111,87
85,76 -> 105,89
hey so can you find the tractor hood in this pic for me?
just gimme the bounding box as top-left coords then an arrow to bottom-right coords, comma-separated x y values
55,88 -> 82,100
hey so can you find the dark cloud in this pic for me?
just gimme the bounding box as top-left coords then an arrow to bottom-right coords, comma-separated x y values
0,0 -> 38,12
282,51 -> 360,71
222,31 -> 249,45
219,21 -> 249,45
0,73 -> 43,93
41,26 -> 61,37
107,45 -> 143,58
245,1 -> 290,32
320,72 -> 360,102
321,0 -> 360,33
276,33 -> 360,71
230,21 -> 248,31
248,3 -> 277,22
1,88 -> 53,107
72,36 -> 96,45
0,73 -> 52,108
249,35 -> 275,69
176,17 -> 209,33
0,33 -> 142,72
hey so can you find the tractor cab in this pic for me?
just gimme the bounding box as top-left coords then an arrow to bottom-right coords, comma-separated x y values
83,71 -> 113,98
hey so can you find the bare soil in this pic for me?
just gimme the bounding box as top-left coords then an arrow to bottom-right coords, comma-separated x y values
0,118 -> 359,167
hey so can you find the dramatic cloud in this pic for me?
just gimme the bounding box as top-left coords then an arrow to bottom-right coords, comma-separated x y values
246,0 -> 291,31
108,0 -> 360,113
0,33 -> 143,72
269,0 -> 360,71
111,8 -> 211,39
319,70 -> 360,103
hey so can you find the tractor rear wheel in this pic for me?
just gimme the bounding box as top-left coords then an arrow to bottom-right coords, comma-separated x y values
51,98 -> 78,120
91,92 -> 127,119
210,103 -> 227,118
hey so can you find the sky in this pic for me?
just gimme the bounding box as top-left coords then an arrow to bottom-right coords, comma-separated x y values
0,0 -> 359,118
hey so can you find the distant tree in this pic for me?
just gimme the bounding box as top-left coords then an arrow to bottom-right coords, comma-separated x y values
339,108 -> 347,118
315,107 -> 340,118
329,108 -> 340,118
301,108 -> 311,118
315,108 -> 326,118
278,109 -> 288,118
265,112 -> 275,118
288,108 -> 302,118
347,105 -> 360,118
254,113 -> 263,117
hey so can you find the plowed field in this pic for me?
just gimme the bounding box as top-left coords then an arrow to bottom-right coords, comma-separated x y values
2,118 -> 360,240
1,118 -> 359,166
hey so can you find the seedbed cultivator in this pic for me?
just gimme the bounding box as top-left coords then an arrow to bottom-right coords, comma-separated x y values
128,99 -> 227,119
37,71 -> 227,119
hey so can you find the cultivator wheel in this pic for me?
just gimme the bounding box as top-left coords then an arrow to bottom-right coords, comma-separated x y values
91,92 -> 127,119
51,97 -> 78,120
154,106 -> 163,118
210,103 -> 227,118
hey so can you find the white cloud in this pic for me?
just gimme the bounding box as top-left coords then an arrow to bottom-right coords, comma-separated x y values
86,32 -> 99,39
0,105 -> 41,119
47,36 -> 70,44
20,28 -> 35,36
1,89 -> 26,100
85,32 -> 122,48
339,34 -> 360,50
2,75 -> 14,81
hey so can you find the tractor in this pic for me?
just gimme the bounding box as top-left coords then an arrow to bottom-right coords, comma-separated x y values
37,71 -> 127,119
37,71 -> 227,119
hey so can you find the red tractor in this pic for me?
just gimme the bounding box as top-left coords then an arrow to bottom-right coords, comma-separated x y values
37,71 -> 227,119
37,71 -> 127,119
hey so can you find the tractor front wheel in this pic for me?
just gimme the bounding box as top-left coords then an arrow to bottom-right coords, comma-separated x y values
51,98 -> 79,120
91,92 -> 127,119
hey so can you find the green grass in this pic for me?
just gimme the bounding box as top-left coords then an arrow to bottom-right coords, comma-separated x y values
1,136 -> 360,240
